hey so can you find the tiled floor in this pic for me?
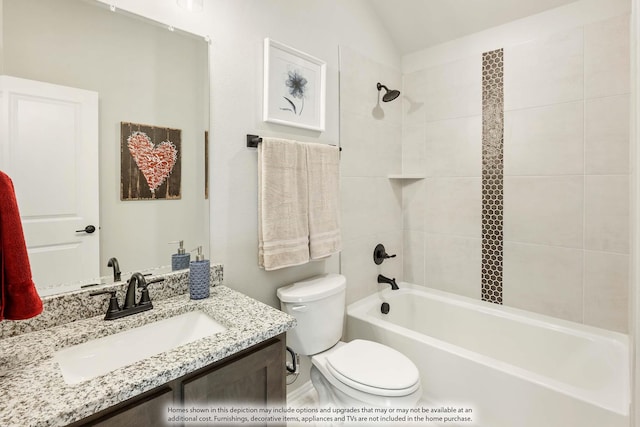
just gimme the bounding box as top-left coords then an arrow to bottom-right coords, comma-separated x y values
286,382 -> 449,427
286,381 -> 319,426
288,381 -> 319,409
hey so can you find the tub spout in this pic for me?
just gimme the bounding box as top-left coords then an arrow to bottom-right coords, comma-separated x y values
378,274 -> 399,290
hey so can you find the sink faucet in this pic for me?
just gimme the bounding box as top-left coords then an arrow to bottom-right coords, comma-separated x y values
90,273 -> 164,320
107,257 -> 121,282
123,272 -> 144,309
377,274 -> 399,290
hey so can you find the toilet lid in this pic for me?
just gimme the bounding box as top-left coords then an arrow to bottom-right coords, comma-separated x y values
326,340 -> 420,396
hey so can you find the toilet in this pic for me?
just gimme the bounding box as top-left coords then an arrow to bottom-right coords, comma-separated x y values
277,273 -> 421,408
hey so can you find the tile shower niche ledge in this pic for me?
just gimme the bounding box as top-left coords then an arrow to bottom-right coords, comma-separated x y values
387,174 -> 426,180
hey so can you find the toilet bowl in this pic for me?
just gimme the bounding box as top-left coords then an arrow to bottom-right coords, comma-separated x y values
311,340 -> 421,407
277,274 -> 422,408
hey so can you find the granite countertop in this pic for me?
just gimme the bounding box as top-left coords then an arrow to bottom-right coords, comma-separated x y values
0,286 -> 296,427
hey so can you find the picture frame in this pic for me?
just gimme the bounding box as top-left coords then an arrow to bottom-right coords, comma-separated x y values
120,122 -> 181,201
263,38 -> 326,131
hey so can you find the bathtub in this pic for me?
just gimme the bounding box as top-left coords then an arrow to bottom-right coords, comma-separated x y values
346,283 -> 629,427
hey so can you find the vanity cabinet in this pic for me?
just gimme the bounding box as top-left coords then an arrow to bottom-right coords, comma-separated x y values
69,334 -> 286,427
183,332 -> 285,405
92,388 -> 173,427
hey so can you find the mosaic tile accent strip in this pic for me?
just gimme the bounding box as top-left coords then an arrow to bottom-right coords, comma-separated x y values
481,49 -> 504,304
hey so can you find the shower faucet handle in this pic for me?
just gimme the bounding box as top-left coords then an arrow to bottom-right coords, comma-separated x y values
373,243 -> 396,265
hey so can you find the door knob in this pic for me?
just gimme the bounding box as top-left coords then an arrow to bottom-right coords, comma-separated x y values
75,225 -> 96,234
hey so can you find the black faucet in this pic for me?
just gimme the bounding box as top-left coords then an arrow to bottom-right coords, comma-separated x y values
378,274 -> 399,290
123,272 -> 144,310
107,257 -> 121,282
90,273 -> 164,320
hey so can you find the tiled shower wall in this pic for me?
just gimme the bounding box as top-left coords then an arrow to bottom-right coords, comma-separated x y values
339,46 -> 404,305
402,14 -> 630,332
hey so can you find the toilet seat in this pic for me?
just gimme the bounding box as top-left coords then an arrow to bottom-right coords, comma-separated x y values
325,340 -> 420,397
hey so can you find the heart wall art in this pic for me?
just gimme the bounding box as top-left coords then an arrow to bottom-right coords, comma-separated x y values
120,122 -> 181,200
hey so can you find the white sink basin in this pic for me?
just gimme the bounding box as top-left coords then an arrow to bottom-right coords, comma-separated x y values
54,311 -> 226,384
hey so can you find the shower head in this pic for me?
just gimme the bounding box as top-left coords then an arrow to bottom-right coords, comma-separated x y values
377,82 -> 400,102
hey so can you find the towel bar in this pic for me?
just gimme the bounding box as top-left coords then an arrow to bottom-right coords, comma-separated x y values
246,134 -> 342,151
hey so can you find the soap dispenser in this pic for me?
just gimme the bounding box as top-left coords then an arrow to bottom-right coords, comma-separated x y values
189,246 -> 210,300
169,240 -> 190,271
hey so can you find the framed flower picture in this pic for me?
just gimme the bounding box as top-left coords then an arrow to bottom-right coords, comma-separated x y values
263,38 -> 326,131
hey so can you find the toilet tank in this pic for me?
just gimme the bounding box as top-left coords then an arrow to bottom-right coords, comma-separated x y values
277,274 -> 346,356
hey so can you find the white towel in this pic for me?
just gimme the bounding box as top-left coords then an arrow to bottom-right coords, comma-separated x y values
306,143 -> 342,259
258,138 -> 310,270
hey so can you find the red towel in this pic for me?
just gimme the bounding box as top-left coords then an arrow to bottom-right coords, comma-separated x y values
0,171 -> 43,321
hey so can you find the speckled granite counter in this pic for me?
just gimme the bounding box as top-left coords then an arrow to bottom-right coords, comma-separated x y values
0,264 -> 225,339
0,286 -> 296,427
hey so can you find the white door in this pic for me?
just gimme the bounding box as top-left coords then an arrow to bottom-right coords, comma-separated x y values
0,76 -> 99,294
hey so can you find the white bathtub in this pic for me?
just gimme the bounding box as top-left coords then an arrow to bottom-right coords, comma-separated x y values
346,283 -> 629,427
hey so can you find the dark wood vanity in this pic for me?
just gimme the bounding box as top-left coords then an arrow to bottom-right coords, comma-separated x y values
69,335 -> 286,427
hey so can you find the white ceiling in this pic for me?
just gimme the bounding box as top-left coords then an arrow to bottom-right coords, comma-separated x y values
369,0 -> 580,55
